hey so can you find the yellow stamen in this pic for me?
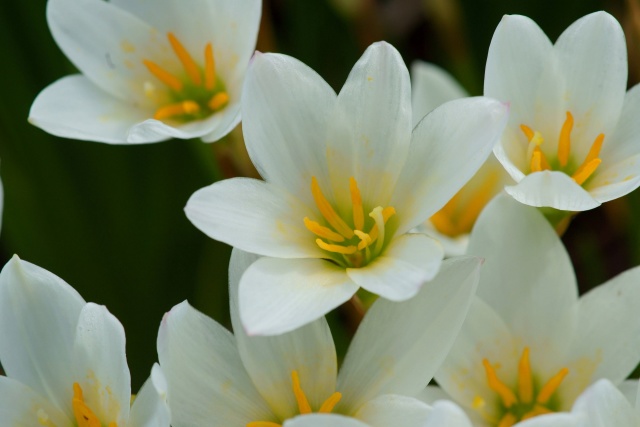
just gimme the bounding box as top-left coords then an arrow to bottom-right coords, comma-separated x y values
72,383 -> 114,427
291,371 -> 312,414
304,217 -> 345,242
536,368 -> 569,404
530,149 -> 543,173
367,206 -> 396,243
521,405 -> 552,420
247,423 -> 281,427
518,347 -> 533,404
455,171 -> 500,235
153,101 -> 200,121
204,43 -> 216,90
316,239 -> 357,255
167,32 -> 202,86
571,159 -> 601,186
557,111 -> 573,167
354,230 -> 373,250
520,124 -> 535,141
482,359 -> 518,408
318,392 -> 342,413
350,177 -> 364,231
584,133 -> 605,164
311,177 -> 354,239
498,413 -> 517,427
142,60 -> 183,92
208,92 -> 229,111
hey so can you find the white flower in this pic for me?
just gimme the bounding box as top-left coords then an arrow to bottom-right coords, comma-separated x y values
157,248 -> 481,427
0,255 -> 169,427
186,41 -> 508,335
29,0 -> 261,144
410,61 -> 513,256
427,195 -> 640,426
486,12 -> 640,211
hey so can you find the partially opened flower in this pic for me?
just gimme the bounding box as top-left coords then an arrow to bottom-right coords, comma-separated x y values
486,12 -> 640,211
0,255 -> 169,427
411,61 -> 513,256
29,0 -> 261,143
186,42 -> 508,334
157,249 -> 481,427
428,195 -> 640,426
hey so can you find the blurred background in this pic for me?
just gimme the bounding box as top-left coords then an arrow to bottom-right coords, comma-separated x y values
1,0 -> 639,388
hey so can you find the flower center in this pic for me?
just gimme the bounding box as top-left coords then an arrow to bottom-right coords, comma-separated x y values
247,370 -> 342,427
474,347 -> 569,427
520,111 -> 604,186
72,382 -> 117,427
304,176 -> 396,268
142,33 -> 229,123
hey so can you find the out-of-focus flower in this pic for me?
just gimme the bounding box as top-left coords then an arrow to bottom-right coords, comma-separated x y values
186,42 -> 508,335
411,61 -> 513,256
486,12 -> 640,211
29,0 -> 261,144
0,255 -> 169,427
157,249 -> 481,427
426,195 -> 640,426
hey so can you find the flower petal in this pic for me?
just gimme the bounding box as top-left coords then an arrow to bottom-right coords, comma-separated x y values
0,255 -> 85,416
587,154 -> 640,204
29,75 -> 164,144
326,41 -> 412,209
504,170 -> 600,210
516,414 -> 580,427
423,400 -> 475,427
129,366 -> 171,427
337,257 -> 481,412
239,256 -> 358,335
570,379 -> 638,426
415,386 -> 451,405
157,301 -> 273,426
0,376 -> 71,427
346,233 -> 443,301
185,178 -> 322,258
229,249 -> 338,420
355,394 -> 433,427
599,84 -> 640,165
72,303 -> 130,426
241,52 -> 336,204
410,61 -> 467,127
392,97 -> 508,234
283,414 -> 371,427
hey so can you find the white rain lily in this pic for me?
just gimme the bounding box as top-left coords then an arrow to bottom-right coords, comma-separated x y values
0,255 -> 169,427
410,61 -> 513,256
486,11 -> 640,211
186,42 -> 508,335
29,0 -> 261,144
157,249 -> 481,427
426,195 -> 640,426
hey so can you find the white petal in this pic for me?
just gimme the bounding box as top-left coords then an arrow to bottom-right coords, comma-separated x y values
229,249 -> 338,420
239,256 -> 358,335
0,376 -> 71,427
616,380 -> 639,407
241,52 -> 336,205
346,233 -> 443,301
283,414 -> 371,427
571,379 -> 638,426
555,12 -> 627,156
467,194 -> 579,372
516,414 -> 580,427
157,301 -> 273,426
424,400 -> 475,427
504,170 -> 600,210
29,75 -> 163,144
587,154 -> 640,204
410,61 -> 467,127
185,178 -> 323,258
355,394 -> 433,427
416,224 -> 469,257
337,257 -> 481,412
599,84 -> 640,165
72,303 -> 130,426
415,385 -> 451,404
392,97 -> 508,234
129,367 -> 171,427
0,255 -> 85,415
326,41 -> 412,210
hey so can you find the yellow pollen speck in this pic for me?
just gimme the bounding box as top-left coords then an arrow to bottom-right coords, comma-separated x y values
472,396 -> 485,409
367,76 -> 373,81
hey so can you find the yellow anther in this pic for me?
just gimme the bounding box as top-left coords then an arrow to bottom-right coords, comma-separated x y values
204,43 -> 216,90
456,171 -> 500,235
291,371 -> 312,414
72,382 -> 115,427
498,413 -> 517,427
518,347 -> 533,404
521,405 -> 552,420
520,124 -> 535,141
350,177 -> 365,231
530,149 -> 543,173
304,217 -> 345,242
482,359 -> 518,408
208,92 -> 229,111
572,159 -> 601,185
311,177 -> 354,239
584,134 -> 605,164
142,60 -> 183,92
167,32 -> 202,86
536,367 -> 569,404
153,101 -> 200,121
318,392 -> 342,413
557,111 -> 573,167
247,423 -> 281,427
316,239 -> 357,255
354,230 -> 373,250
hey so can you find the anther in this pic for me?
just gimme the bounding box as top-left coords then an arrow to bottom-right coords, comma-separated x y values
208,92 -> 229,111
304,217 -> 345,242
311,177 -> 354,239
518,347 -> 533,404
167,32 -> 202,86
291,371 -> 312,414
204,43 -> 216,90
350,177 -> 364,231
572,159 -> 601,185
497,413 -> 517,427
315,239 -> 357,255
318,392 -> 342,413
142,60 -> 183,92
536,368 -> 568,404
557,111 -> 573,167
482,359 -> 518,408
154,101 -> 200,121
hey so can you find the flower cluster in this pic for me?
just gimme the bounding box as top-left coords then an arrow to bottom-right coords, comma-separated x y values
2,2 -> 640,427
